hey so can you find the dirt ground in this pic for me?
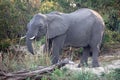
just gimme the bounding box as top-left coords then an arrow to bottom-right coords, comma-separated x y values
64,45 -> 120,76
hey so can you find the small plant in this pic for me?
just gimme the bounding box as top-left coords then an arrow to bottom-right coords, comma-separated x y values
49,68 -> 99,80
41,76 -> 48,80
50,69 -> 67,80
71,70 -> 99,80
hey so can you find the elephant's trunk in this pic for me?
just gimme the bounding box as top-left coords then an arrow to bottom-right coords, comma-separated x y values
26,33 -> 34,54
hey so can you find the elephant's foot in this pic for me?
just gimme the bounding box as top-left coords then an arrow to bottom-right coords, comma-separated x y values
92,61 -> 99,67
52,58 -> 59,64
78,62 -> 88,67
78,63 -> 81,67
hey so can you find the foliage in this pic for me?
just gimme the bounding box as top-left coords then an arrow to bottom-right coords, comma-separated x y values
40,0 -> 63,13
71,70 -> 99,80
0,39 -> 11,50
53,0 -> 77,12
101,68 -> 120,80
41,68 -> 120,80
48,68 -> 99,80
0,0 -> 39,51
1,47 -> 51,72
0,1 -> 120,80
0,0 -> 120,51
104,29 -> 120,44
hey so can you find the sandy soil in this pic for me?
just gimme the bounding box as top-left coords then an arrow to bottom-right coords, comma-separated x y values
64,49 -> 120,76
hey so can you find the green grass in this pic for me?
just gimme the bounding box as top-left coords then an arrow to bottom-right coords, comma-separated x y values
71,70 -> 99,80
101,68 -> 120,80
40,68 -> 120,80
41,68 -> 99,80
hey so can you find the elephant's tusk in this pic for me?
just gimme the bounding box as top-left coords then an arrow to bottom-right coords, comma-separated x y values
20,35 -> 26,40
29,36 -> 35,40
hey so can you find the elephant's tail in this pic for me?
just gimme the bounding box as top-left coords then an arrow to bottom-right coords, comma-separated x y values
100,32 -> 105,52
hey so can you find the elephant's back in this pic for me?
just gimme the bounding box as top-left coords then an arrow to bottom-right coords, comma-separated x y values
72,8 -> 104,26
68,8 -> 103,21
64,8 -> 104,47
67,8 -> 94,24
89,9 -> 105,28
69,8 -> 92,16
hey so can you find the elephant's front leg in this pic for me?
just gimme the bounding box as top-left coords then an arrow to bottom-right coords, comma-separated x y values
51,35 -> 66,64
43,39 -> 52,53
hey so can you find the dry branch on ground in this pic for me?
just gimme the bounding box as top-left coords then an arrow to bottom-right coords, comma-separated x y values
0,59 -> 70,80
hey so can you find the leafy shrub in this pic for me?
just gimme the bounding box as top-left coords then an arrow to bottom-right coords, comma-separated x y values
104,29 -> 120,44
40,0 -> 63,13
0,39 -> 11,51
0,0 -> 39,51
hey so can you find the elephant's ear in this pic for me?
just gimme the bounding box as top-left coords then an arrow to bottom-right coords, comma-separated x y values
46,14 -> 69,39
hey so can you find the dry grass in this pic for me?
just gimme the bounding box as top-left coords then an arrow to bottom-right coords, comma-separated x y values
0,45 -> 51,72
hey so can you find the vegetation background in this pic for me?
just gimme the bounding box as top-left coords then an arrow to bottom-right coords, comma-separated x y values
0,0 -> 120,80
0,0 -> 120,51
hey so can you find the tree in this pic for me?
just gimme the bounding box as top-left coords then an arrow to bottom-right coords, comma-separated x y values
0,0 -> 39,51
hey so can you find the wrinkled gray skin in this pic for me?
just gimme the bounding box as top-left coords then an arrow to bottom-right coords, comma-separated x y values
26,8 -> 105,67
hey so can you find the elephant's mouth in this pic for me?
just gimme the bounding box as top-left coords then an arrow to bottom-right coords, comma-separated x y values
29,31 -> 38,40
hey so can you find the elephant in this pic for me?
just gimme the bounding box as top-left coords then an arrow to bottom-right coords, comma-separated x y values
26,8 -> 105,67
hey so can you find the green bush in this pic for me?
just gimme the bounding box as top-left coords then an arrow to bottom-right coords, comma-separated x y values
103,29 -> 120,44
0,0 -> 120,51
0,39 -> 11,51
0,0 -> 39,51
50,68 -> 68,80
40,0 -> 63,13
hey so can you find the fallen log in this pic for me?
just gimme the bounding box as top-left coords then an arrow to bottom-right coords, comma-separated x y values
0,59 -> 70,80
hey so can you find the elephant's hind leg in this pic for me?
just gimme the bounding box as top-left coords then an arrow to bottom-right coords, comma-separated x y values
78,46 -> 90,67
91,46 -> 100,67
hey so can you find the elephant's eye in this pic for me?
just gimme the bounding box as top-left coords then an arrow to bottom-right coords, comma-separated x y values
39,24 -> 44,28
